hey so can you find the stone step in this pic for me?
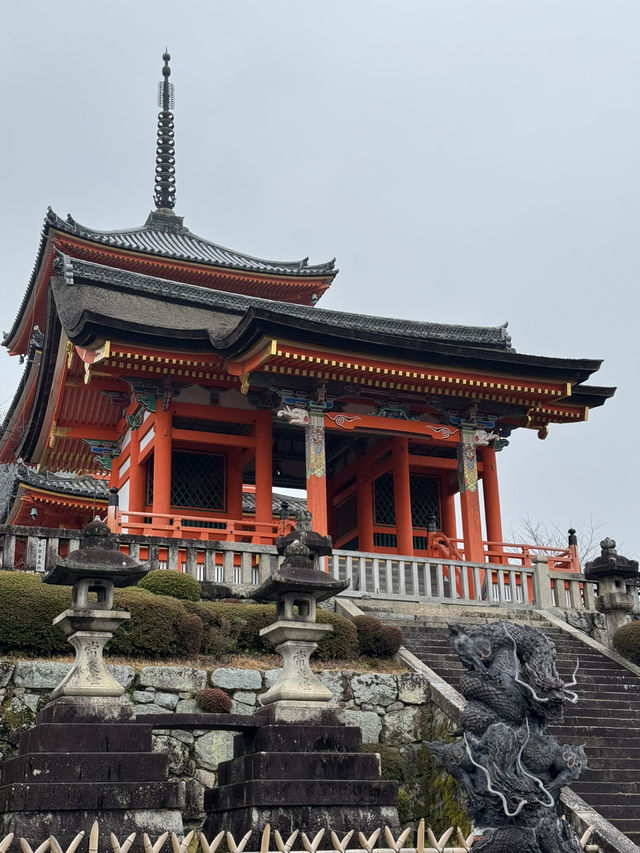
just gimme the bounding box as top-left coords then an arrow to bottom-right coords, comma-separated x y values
217,751 -> 380,786
0,752 -> 169,785
241,725 -> 363,756
20,723 -> 152,755
206,778 -> 397,812
0,780 -> 183,812
575,778 -> 640,793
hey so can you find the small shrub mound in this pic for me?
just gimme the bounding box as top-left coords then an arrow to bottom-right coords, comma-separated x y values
138,569 -> 201,601
613,621 -> 640,665
195,687 -> 232,713
109,588 -> 202,659
354,615 -> 403,658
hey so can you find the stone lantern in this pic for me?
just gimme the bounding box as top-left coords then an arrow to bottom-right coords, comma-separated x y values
0,520 -> 184,845
42,518 -> 148,718
254,537 -> 348,707
584,537 -> 639,646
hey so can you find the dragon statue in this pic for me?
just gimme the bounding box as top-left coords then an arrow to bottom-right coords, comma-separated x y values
426,621 -> 586,852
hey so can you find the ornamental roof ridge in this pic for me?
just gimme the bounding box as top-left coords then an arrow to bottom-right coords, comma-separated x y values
59,253 -> 514,350
46,207 -> 337,277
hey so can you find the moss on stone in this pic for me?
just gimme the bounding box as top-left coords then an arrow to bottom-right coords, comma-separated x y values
364,709 -> 470,834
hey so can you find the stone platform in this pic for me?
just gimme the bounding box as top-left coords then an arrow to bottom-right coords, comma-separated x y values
204,705 -> 399,840
0,704 -> 183,850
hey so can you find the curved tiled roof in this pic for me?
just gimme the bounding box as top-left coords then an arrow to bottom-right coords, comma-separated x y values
15,463 -> 110,499
60,255 -> 513,351
47,208 -> 337,278
0,463 -> 109,522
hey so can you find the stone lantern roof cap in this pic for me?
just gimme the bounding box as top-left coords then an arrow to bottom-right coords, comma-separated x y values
254,540 -> 348,603
584,537 -> 639,581
43,518 -> 148,587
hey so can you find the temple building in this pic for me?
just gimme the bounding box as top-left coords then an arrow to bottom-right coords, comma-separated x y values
0,54 -> 614,566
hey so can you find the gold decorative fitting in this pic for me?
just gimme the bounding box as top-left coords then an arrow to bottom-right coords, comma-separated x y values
65,340 -> 75,369
84,363 -> 92,385
48,422 -> 57,448
239,372 -> 250,395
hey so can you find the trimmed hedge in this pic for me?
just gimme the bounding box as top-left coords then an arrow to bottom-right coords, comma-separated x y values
109,588 -> 202,659
183,601 -> 275,654
0,571 -> 71,657
183,600 -> 359,660
613,621 -> 640,665
354,615 -> 403,658
0,572 -> 201,660
316,610 -> 359,660
0,572 -> 358,662
138,569 -> 201,601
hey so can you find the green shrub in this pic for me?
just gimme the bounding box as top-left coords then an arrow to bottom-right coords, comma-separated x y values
184,600 -> 276,654
195,687 -> 232,713
108,588 -> 202,659
316,610 -> 359,660
613,621 -> 640,665
181,601 -> 236,658
0,571 -> 71,657
183,600 -> 359,660
138,569 -> 201,601
353,615 -> 403,658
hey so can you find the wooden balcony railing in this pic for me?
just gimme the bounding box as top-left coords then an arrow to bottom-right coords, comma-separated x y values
111,508 -> 296,544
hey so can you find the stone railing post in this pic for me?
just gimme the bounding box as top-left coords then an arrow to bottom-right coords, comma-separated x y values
532,555 -> 554,610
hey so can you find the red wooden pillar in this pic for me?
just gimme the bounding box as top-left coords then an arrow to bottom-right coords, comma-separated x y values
357,474 -> 374,552
305,409 -> 328,535
439,473 -> 457,540
254,411 -> 273,536
152,409 -> 172,519
227,450 -> 243,520
128,429 -> 146,514
457,430 -> 483,563
392,437 -> 413,556
479,444 -> 503,550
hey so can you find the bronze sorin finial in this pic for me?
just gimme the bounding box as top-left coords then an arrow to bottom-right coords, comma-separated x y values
154,50 -> 176,211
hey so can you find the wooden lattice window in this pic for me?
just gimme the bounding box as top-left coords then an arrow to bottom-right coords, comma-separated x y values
409,474 -> 441,529
146,452 -> 226,511
374,472 -> 395,525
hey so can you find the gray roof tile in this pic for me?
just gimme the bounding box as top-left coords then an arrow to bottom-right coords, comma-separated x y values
48,208 -> 336,278
63,255 -> 512,350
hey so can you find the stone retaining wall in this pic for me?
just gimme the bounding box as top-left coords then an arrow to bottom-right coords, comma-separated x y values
0,661 -> 460,830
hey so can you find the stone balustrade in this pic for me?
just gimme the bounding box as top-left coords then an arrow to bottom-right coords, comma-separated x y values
1,525 -> 637,622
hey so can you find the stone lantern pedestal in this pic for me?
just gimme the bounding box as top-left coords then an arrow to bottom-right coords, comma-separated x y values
204,526 -> 399,842
585,537 -> 640,647
41,518 -> 148,719
0,520 -> 184,849
257,540 -> 346,707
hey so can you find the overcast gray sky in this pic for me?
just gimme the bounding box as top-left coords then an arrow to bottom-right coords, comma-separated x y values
2,1 -> 638,557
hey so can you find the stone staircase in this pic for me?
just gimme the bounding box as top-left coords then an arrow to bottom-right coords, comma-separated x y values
391,613 -> 640,848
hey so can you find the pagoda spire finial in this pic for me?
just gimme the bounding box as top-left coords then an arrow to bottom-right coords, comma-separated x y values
154,50 -> 176,211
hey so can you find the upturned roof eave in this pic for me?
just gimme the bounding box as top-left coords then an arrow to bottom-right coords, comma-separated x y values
52,208 -> 338,277
52,258 -> 605,387
3,206 -> 338,352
